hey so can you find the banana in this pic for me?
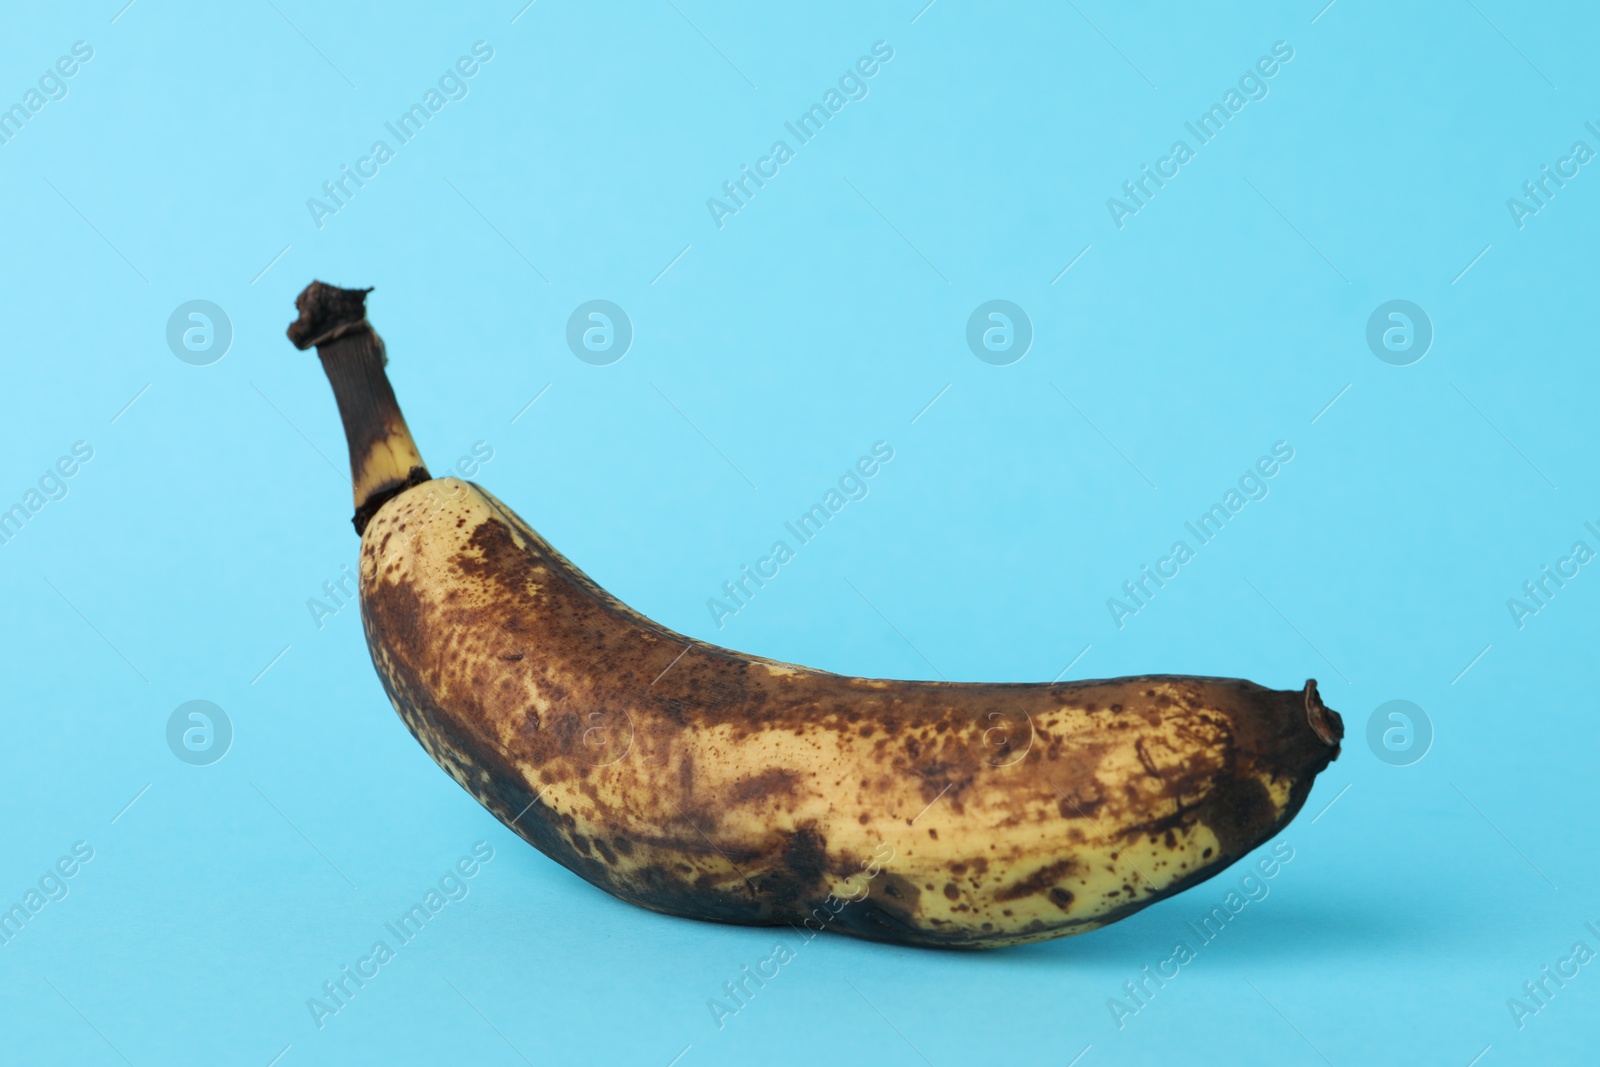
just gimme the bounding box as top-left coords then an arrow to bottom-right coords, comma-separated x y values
288,281 -> 1343,949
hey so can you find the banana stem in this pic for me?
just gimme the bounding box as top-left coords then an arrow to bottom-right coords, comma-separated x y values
287,281 -> 429,534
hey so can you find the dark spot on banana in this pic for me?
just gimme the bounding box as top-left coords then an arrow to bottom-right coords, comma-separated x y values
994,858 -> 1080,903
1136,739 -> 1162,778
729,767 -> 800,805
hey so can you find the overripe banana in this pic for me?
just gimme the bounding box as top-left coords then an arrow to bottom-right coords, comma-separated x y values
287,281 -> 1343,949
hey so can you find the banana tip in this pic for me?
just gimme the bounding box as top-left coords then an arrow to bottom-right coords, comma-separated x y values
1303,679 -> 1342,751
287,280 -> 374,350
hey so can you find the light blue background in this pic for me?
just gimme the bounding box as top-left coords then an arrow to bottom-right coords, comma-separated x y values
2,2 -> 1596,1065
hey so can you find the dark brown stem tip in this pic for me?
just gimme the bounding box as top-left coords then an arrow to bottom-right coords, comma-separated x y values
287,281 -> 374,350
1303,680 -> 1343,752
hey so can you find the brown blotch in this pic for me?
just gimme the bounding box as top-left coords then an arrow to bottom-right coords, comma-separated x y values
994,858 -> 1079,903
728,767 -> 799,805
763,824 -> 829,911
1135,739 -> 1162,779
